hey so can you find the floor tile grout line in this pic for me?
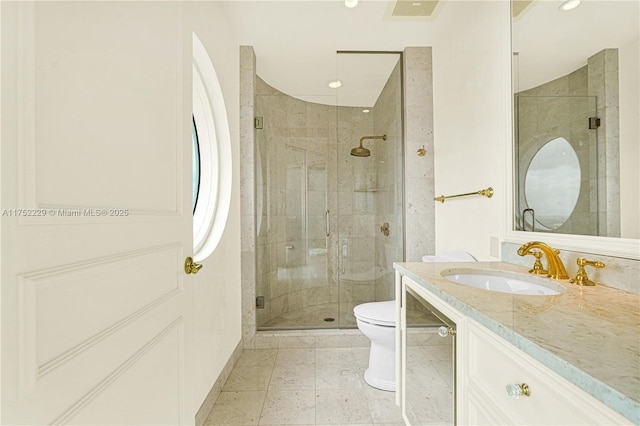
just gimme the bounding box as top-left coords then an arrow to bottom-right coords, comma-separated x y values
256,350 -> 278,426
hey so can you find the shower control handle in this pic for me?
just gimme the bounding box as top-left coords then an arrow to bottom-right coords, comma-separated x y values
325,210 -> 330,237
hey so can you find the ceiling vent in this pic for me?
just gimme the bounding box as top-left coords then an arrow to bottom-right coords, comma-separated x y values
385,0 -> 441,20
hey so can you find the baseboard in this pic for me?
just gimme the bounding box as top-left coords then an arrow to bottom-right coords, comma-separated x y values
194,339 -> 244,426
244,328 -> 370,349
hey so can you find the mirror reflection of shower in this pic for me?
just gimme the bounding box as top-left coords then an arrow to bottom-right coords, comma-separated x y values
351,134 -> 387,157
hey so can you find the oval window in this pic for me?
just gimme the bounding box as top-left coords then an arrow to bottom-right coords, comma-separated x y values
192,116 -> 201,213
524,137 -> 581,230
191,33 -> 232,261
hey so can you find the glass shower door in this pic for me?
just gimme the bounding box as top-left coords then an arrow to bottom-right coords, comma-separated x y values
514,95 -> 598,235
255,88 -> 338,329
336,52 -> 404,328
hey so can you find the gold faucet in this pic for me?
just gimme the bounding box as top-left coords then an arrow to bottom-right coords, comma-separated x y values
570,258 -> 605,286
517,241 -> 569,280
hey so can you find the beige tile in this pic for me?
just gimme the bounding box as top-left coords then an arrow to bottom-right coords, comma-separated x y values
351,347 -> 371,369
223,365 -> 273,391
269,363 -> 315,390
315,389 -> 374,424
316,348 -> 356,367
276,348 -> 316,365
236,349 -> 278,368
278,335 -> 316,349
419,343 -> 453,361
204,391 -> 265,425
258,389 -> 315,425
405,384 -> 453,424
314,334 -> 354,348
362,387 -> 404,423
316,361 -> 364,390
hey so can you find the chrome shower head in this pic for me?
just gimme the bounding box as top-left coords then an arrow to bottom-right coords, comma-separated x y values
350,135 -> 386,158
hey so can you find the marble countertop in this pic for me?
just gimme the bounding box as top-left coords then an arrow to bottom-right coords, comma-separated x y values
394,261 -> 640,424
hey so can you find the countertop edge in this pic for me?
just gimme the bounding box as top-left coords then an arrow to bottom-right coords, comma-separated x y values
394,262 -> 640,425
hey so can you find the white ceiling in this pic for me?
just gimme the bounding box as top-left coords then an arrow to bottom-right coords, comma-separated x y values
220,1 -> 640,105
513,0 -> 639,92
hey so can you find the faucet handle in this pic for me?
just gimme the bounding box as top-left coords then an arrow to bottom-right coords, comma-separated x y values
570,258 -> 605,286
526,250 -> 548,275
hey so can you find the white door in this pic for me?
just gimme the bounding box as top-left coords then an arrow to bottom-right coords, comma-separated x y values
1,2 -> 194,424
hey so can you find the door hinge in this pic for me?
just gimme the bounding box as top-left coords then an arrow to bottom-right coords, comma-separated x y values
254,116 -> 264,129
588,117 -> 601,129
256,296 -> 265,309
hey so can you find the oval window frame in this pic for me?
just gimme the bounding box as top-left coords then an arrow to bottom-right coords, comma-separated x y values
192,33 -> 232,261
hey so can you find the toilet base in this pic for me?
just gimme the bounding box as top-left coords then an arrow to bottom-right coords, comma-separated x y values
364,368 -> 396,392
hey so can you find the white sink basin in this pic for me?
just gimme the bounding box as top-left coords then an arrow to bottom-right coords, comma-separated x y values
442,270 -> 565,296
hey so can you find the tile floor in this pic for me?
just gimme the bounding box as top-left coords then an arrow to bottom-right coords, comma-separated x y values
204,347 -> 406,425
260,302 -> 442,330
205,328 -> 454,426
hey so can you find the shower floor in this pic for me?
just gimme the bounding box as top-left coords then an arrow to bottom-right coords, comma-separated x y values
259,302 -> 442,329
260,303 -> 355,329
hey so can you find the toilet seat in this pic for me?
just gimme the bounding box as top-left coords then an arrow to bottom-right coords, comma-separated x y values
353,301 -> 396,327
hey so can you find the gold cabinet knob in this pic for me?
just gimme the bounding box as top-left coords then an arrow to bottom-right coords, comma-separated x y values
570,258 -> 605,286
184,257 -> 203,274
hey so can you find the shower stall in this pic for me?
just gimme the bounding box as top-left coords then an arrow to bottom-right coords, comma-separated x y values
254,52 -> 404,329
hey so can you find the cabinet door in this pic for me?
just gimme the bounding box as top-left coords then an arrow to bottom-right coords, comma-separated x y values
465,320 -> 632,425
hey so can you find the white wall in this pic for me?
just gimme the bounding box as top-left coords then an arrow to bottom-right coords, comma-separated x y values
183,3 -> 243,412
619,37 -> 640,239
432,1 -> 511,260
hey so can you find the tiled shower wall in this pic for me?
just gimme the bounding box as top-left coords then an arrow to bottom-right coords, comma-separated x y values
255,77 -> 383,327
241,46 -> 435,342
373,60 -> 403,302
515,48 -> 619,237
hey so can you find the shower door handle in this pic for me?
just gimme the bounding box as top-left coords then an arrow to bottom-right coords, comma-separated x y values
522,208 -> 535,232
325,210 -> 330,237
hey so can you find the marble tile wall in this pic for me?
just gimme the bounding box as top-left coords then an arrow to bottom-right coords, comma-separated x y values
502,241 -> 639,294
403,47 -> 435,262
515,48 -> 619,237
589,49 -> 621,237
239,46 -> 257,346
373,59 -> 403,303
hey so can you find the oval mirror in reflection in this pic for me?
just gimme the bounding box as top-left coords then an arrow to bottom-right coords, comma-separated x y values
524,137 -> 581,230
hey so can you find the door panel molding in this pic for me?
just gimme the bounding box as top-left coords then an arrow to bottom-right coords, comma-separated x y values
52,318 -> 184,426
16,244 -> 183,395
14,2 -> 184,222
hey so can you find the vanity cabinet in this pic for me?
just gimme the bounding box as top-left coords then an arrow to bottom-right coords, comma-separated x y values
464,320 -> 631,426
398,274 -> 633,426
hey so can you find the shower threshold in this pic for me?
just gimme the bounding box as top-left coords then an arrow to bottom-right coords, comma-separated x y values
258,302 -> 358,329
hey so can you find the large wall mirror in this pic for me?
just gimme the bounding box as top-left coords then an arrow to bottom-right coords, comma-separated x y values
509,0 -> 639,258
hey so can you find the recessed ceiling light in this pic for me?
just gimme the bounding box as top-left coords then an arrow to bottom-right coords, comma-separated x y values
362,109 -> 370,113
328,80 -> 342,89
412,2 -> 422,6
345,0 -> 358,8
559,0 -> 581,11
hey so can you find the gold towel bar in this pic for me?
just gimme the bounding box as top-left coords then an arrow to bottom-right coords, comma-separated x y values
434,187 -> 494,203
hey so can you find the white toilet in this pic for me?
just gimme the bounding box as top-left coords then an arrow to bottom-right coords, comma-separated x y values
354,300 -> 396,391
354,251 -> 476,392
